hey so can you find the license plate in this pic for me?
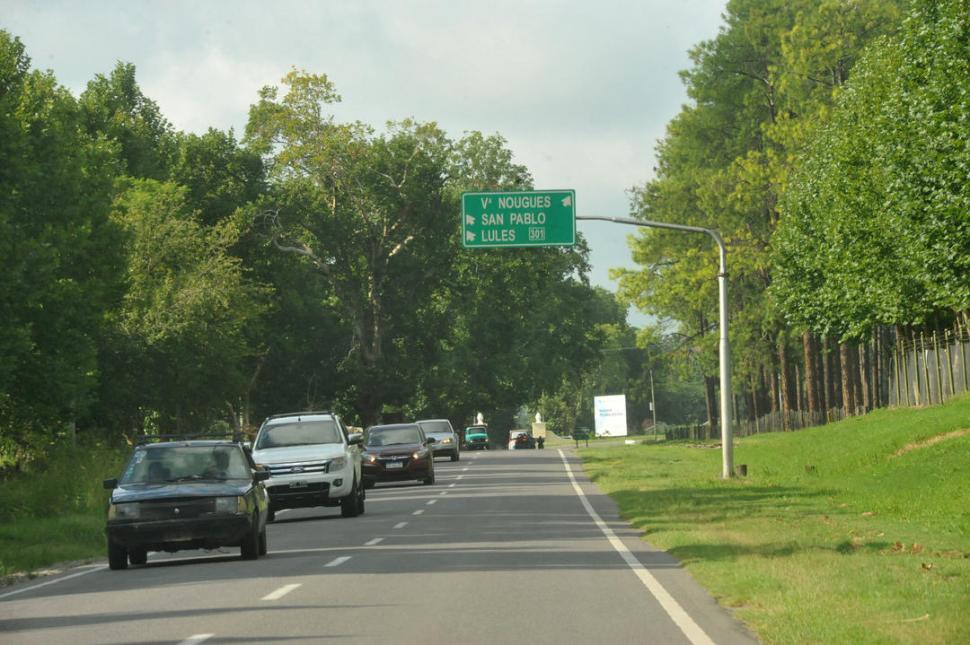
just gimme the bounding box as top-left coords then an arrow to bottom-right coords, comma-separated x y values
385,461 -> 404,470
289,480 -> 308,488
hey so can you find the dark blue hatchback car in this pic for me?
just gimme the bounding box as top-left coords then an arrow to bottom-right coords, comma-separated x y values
103,438 -> 270,569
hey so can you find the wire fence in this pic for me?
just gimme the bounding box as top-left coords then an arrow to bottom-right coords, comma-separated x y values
663,325 -> 970,442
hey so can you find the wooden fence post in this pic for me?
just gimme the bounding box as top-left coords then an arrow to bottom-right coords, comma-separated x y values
944,329 -> 955,401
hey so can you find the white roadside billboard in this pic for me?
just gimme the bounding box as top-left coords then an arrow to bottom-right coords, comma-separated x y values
593,394 -> 628,437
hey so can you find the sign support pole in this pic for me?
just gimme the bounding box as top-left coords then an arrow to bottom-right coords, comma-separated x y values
577,215 -> 734,479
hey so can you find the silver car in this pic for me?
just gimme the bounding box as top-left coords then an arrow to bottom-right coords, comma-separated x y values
416,419 -> 460,462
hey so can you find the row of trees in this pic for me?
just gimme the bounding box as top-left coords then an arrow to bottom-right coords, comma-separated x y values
0,33 -> 624,465
617,0 -> 969,428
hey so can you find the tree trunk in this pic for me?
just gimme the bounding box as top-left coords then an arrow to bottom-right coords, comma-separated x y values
803,330 -> 818,415
767,362 -> 779,414
840,342 -> 855,414
704,375 -> 718,439
821,336 -> 832,415
858,343 -> 871,412
778,333 -> 794,423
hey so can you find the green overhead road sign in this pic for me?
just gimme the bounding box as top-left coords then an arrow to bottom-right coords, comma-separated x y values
462,190 -> 576,248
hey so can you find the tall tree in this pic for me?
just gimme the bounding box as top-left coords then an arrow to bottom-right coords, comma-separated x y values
244,70 -> 455,424
0,31 -> 122,460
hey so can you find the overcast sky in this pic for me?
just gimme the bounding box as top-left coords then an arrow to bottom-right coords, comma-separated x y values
5,0 -> 727,326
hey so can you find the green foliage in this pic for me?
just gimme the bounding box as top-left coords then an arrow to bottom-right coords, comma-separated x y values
0,30 -> 123,459
616,0 -> 902,388
0,438 -> 128,576
775,0 -> 970,337
78,62 -> 176,180
98,179 -> 267,432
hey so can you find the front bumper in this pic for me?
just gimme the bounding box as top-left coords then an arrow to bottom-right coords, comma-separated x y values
430,441 -> 458,456
264,469 -> 353,510
106,515 -> 253,552
362,456 -> 430,483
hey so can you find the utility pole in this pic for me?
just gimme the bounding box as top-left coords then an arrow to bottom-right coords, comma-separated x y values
649,366 -> 657,431
577,215 -> 734,479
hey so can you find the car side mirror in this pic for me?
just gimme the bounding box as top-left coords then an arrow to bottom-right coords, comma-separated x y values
254,469 -> 270,482
103,478 -> 118,490
348,433 -> 363,445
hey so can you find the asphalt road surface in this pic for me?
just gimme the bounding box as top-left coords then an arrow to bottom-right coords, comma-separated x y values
0,447 -> 756,645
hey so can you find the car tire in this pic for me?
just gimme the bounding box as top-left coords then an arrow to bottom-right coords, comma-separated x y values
423,469 -> 435,485
128,547 -> 147,566
258,526 -> 267,556
450,450 -> 459,462
108,541 -> 128,570
240,519 -> 260,560
341,479 -> 362,518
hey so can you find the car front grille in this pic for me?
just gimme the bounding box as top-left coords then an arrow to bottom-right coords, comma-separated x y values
265,460 -> 330,476
137,498 -> 216,520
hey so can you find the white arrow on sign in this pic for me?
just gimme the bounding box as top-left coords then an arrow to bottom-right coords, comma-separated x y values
561,195 -> 572,208
465,231 -> 476,242
465,214 -> 476,225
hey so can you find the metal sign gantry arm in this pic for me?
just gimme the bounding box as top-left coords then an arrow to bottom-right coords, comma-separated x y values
577,215 -> 734,479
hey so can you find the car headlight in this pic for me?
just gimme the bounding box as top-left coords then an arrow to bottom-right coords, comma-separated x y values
412,450 -> 428,459
364,454 -> 377,464
440,437 -> 453,444
108,502 -> 140,520
215,496 -> 246,514
329,457 -> 347,471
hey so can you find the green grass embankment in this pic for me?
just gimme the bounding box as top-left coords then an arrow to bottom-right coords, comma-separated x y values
579,397 -> 970,644
0,443 -> 128,580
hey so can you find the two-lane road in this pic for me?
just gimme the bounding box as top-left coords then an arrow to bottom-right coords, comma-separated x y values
0,448 -> 755,644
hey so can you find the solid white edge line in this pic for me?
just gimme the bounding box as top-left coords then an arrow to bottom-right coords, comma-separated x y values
0,564 -> 106,600
261,583 -> 301,601
364,537 -> 384,546
178,634 -> 214,645
557,449 -> 715,645
325,556 -> 352,568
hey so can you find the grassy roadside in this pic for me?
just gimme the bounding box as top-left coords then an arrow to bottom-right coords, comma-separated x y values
0,443 -> 128,581
578,397 -> 970,644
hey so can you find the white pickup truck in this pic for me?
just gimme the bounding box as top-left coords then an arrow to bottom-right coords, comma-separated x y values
252,411 -> 364,521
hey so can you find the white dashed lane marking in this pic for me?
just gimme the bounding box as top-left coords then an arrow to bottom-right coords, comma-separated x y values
393,521 -> 408,529
262,583 -> 301,601
364,538 -> 383,546
325,556 -> 352,568
412,509 -> 425,516
426,499 -> 437,506
178,634 -> 214,645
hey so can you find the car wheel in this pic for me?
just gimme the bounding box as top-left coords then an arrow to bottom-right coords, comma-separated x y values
423,468 -> 435,485
108,541 -> 128,570
450,450 -> 459,462
258,526 -> 267,556
128,547 -> 147,566
341,479 -> 362,518
240,519 -> 260,560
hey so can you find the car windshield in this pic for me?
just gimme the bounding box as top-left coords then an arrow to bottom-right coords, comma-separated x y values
255,419 -> 342,449
465,427 -> 486,436
366,426 -> 422,446
120,445 -> 251,484
418,420 -> 452,435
